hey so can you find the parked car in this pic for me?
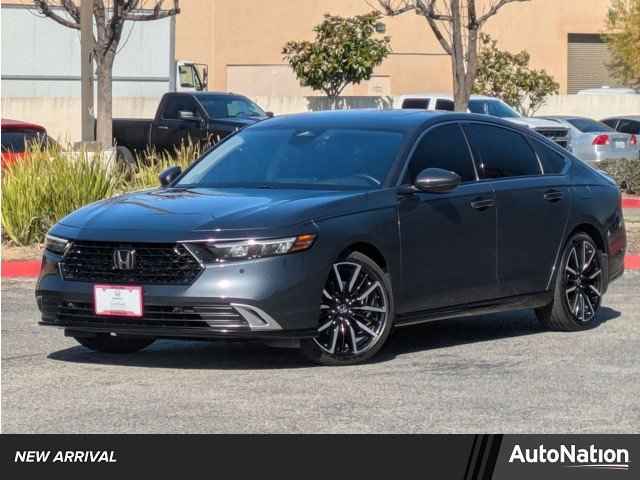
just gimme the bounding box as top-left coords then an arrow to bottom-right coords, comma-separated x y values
1,118 -> 52,168
38,110 -> 626,365
601,115 -> 640,136
577,87 -> 638,96
112,92 -> 272,164
396,93 -> 570,148
538,115 -> 639,164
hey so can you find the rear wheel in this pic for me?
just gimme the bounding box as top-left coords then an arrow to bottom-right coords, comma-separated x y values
536,232 -> 605,331
75,334 -> 155,354
301,252 -> 394,365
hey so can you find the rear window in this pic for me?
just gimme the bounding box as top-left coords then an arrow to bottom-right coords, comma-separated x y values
435,99 -> 455,111
468,100 -> 520,118
566,118 -> 612,133
401,98 -> 430,109
1,130 -> 47,153
617,119 -> 640,135
531,139 -> 567,174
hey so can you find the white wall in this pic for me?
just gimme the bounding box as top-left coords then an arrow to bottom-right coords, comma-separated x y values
3,95 -> 639,143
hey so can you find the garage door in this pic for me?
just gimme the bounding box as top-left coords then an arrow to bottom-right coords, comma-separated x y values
567,33 -> 620,94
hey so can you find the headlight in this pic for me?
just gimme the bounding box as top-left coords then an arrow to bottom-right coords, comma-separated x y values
44,234 -> 69,255
185,234 -> 316,263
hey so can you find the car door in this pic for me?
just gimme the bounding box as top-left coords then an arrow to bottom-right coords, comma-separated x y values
463,122 -> 571,297
152,95 -> 205,151
397,122 -> 498,313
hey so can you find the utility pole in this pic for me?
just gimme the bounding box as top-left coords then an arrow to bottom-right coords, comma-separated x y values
80,0 -> 95,142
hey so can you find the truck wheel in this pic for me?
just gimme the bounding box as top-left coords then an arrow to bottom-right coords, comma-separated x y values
116,146 -> 136,173
75,334 -> 154,353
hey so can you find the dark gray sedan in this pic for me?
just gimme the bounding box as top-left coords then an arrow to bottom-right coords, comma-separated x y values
37,110 -> 627,365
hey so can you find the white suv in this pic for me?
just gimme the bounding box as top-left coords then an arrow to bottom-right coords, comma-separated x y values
396,94 -> 570,149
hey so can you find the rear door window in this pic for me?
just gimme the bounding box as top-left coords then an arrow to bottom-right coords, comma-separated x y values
404,123 -> 476,184
401,98 -> 430,109
435,99 -> 455,111
601,118 -> 619,130
531,139 -> 567,174
617,119 -> 640,134
463,123 -> 541,179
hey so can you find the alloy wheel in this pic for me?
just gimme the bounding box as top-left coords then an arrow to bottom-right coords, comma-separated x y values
314,261 -> 389,357
563,238 -> 602,323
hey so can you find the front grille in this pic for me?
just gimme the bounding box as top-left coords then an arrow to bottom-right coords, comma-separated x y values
535,128 -> 569,149
48,300 -> 249,330
60,241 -> 203,285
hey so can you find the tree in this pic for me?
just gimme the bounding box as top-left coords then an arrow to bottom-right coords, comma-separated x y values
378,0 -> 530,111
282,12 -> 391,109
604,0 -> 640,89
473,34 -> 559,116
34,0 -> 180,147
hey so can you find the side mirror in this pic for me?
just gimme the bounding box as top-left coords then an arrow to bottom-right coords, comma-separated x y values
414,168 -> 461,193
265,111 -> 275,118
159,166 -> 182,187
178,110 -> 197,121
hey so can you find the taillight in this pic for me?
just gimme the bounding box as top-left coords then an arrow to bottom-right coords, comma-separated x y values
592,134 -> 610,145
631,134 -> 637,146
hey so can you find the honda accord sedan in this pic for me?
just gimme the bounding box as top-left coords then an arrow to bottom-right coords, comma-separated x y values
37,110 -> 627,365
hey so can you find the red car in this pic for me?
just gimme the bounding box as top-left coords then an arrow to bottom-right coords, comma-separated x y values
1,118 -> 51,168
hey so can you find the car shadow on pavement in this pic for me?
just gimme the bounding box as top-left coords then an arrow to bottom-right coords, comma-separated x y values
47,307 -> 621,369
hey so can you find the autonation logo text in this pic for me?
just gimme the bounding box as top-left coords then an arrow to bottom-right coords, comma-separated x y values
509,444 -> 630,471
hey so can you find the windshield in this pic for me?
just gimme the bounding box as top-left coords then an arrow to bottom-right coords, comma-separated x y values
566,118 -> 613,133
196,96 -> 266,119
468,99 -> 520,118
175,127 -> 405,190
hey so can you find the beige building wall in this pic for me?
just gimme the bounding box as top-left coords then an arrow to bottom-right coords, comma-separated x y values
175,0 -> 612,96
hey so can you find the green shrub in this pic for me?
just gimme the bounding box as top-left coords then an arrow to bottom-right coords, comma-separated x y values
129,141 -> 203,190
599,158 -> 640,194
1,144 -> 123,246
2,140 -> 206,246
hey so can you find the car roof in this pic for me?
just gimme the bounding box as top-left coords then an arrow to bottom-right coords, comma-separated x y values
248,109 -> 526,133
193,92 -> 247,98
1,118 -> 46,131
397,93 -> 498,101
602,115 -> 640,121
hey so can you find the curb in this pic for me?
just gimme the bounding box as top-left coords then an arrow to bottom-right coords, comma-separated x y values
3,256 -> 640,279
622,197 -> 640,209
2,260 -> 42,278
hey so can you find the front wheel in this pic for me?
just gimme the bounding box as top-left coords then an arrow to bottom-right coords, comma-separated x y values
75,334 -> 155,353
301,252 -> 394,365
536,232 -> 605,331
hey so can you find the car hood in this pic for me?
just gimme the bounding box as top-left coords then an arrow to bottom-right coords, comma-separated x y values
505,117 -> 565,129
54,187 -> 376,242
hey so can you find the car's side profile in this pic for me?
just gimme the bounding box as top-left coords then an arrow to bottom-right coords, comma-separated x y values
37,110 -> 626,365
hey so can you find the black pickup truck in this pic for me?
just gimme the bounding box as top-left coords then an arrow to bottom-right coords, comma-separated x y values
113,92 -> 272,161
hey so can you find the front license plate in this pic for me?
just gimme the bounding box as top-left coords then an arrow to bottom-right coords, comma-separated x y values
94,285 -> 143,317
615,141 -> 625,149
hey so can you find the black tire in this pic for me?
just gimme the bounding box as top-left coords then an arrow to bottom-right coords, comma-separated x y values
116,146 -> 137,175
75,334 -> 155,354
301,251 -> 394,366
535,232 -> 605,331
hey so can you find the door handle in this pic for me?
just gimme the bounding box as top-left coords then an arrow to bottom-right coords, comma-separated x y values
157,125 -> 169,130
470,198 -> 495,210
543,190 -> 564,202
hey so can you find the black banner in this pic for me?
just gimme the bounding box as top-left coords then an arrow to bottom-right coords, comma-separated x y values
1,434 -> 636,478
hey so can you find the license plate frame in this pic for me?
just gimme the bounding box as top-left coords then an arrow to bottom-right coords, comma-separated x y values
94,284 -> 143,317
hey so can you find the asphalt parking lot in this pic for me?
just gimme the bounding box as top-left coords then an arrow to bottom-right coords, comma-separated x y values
2,272 -> 639,433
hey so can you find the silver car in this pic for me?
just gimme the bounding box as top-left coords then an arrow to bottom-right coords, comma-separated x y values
539,115 -> 639,165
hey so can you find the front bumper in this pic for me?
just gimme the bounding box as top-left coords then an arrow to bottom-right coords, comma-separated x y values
36,247 -> 327,340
